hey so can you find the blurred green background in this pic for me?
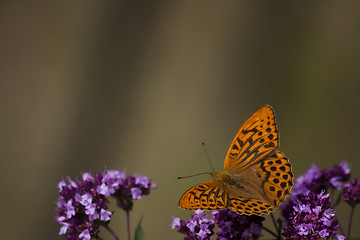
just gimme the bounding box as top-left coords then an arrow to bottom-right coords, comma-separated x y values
1,1 -> 360,239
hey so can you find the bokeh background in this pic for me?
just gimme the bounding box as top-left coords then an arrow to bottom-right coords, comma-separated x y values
1,1 -> 360,239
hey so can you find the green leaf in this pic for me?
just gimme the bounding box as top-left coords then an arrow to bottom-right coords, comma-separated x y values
350,238 -> 360,240
134,216 -> 144,240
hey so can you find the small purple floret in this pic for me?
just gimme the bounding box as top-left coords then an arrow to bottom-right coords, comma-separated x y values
171,217 -> 181,229
131,187 -> 142,200
171,210 -> 215,240
100,208 -> 112,221
79,229 -> 91,240
343,178 -> 360,206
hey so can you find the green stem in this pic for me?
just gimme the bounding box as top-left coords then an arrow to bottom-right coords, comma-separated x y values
270,213 -> 282,239
126,210 -> 131,240
262,226 -> 278,239
104,225 -> 120,240
347,205 -> 356,239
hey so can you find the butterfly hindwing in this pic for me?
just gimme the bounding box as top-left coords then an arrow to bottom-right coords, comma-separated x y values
228,196 -> 274,215
257,151 -> 294,207
226,151 -> 293,215
178,180 -> 228,211
224,105 -> 279,171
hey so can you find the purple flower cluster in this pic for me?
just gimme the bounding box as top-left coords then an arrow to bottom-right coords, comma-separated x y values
283,190 -> 343,240
212,209 -> 264,240
172,209 -> 264,240
55,169 -> 156,240
282,161 -> 350,226
99,170 -> 157,211
343,178 -> 360,206
55,173 -> 111,240
291,161 -> 350,198
172,210 -> 215,240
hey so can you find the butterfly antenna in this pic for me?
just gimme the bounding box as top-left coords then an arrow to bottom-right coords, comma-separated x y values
178,172 -> 210,180
202,142 -> 215,171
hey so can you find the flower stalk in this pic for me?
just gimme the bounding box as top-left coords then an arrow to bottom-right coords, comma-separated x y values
126,210 -> 131,240
347,205 -> 355,239
104,225 -> 120,240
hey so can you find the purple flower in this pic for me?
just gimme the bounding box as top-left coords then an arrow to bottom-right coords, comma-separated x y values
186,218 -> 197,232
337,234 -> 346,240
283,190 -> 343,240
172,217 -> 181,229
321,161 -> 350,190
59,222 -> 70,235
109,171 -> 156,211
79,229 -> 91,240
291,164 -> 321,198
135,174 -> 150,188
343,178 -> 360,206
55,169 -> 156,239
291,161 -> 350,198
97,170 -> 126,196
85,203 -> 97,215
78,193 -> 93,206
55,172 -> 108,240
282,160 -> 350,226
64,199 -> 76,219
82,173 -> 94,182
212,209 -> 264,240
100,208 -> 112,221
131,187 -> 142,199
58,180 -> 66,191
172,210 -> 215,240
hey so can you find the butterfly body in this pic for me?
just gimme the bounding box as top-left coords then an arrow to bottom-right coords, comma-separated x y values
179,105 -> 294,215
211,170 -> 236,185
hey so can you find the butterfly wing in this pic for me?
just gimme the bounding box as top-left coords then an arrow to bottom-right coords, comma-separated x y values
224,105 -> 279,171
226,151 -> 294,215
228,195 -> 274,215
178,180 -> 228,211
178,105 -> 293,215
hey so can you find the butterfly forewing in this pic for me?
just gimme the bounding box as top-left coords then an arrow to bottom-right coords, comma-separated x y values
179,180 -> 228,211
224,105 -> 279,171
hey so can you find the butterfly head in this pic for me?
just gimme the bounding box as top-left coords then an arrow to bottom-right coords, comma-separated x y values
211,170 -> 236,185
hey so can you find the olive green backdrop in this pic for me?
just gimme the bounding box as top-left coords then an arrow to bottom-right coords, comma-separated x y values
1,1 -> 359,239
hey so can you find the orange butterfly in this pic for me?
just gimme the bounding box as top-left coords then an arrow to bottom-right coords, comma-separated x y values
178,105 -> 294,215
